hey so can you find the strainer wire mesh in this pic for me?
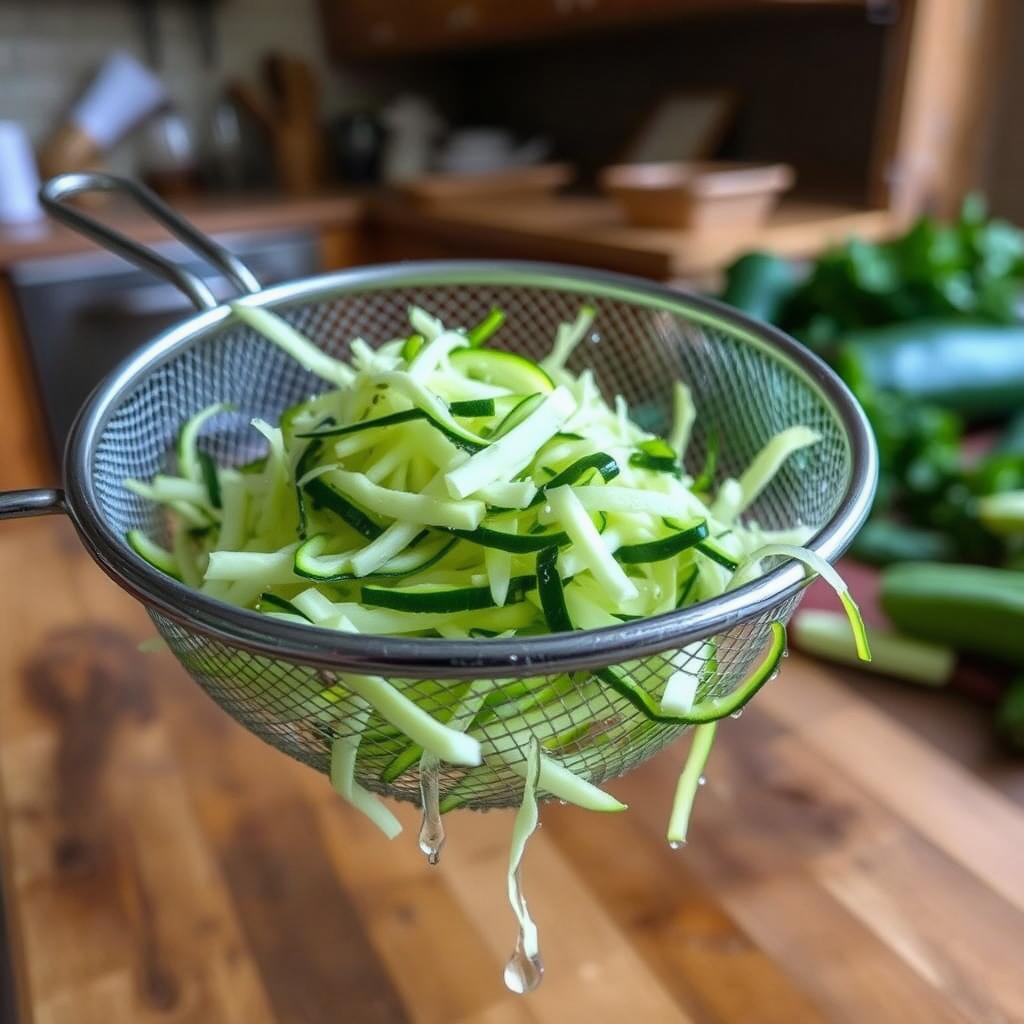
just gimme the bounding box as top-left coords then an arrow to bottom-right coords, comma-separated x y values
73,267 -> 866,808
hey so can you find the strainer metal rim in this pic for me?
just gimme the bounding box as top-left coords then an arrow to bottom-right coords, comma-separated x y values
64,259 -> 877,679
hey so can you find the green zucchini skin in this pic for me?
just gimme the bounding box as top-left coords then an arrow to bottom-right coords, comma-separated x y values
837,320 -> 1024,422
450,525 -> 570,553
850,519 -> 959,566
536,546 -> 573,633
466,307 -> 506,346
615,519 -> 708,564
303,476 -> 384,539
361,576 -> 535,613
695,539 -> 738,571
996,674 -> 1024,751
881,562 -> 1024,666
450,347 -> 555,394
531,453 -> 619,503
720,252 -> 798,324
257,593 -> 312,620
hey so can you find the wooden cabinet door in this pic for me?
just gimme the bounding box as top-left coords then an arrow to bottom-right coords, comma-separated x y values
320,0 -> 810,58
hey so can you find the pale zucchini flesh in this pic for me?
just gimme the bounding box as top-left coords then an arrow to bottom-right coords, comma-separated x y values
124,298 -> 858,987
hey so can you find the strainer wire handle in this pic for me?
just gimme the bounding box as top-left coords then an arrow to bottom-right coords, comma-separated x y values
0,489 -> 66,521
2,173 -> 266,521
39,172 -> 261,311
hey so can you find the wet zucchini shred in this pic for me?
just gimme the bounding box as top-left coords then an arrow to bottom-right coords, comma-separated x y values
125,300 -> 868,993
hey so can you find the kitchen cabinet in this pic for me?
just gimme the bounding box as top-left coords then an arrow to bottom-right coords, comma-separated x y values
321,0 -> 865,57
323,0 -> 1002,226
367,194 -> 898,285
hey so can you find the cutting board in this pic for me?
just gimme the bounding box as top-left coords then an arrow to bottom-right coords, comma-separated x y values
3,516 -> 1024,1023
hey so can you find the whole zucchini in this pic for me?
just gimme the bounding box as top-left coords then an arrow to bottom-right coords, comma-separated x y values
881,562 -> 1024,666
997,674 -> 1024,751
837,320 -> 1024,421
851,519 -> 958,566
720,252 -> 797,324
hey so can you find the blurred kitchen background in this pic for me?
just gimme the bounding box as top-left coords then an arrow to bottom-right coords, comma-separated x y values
7,6 -> 1024,1021
4,0 -> 1024,756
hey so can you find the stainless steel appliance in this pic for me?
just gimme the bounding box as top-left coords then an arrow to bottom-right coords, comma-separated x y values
10,228 -> 320,455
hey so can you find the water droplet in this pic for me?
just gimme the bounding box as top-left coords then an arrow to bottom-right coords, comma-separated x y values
558,799 -> 568,806
418,756 -> 445,866
543,505 -> 552,516
504,934 -> 544,994
697,775 -> 706,786
730,708 -> 744,719
669,840 -> 686,850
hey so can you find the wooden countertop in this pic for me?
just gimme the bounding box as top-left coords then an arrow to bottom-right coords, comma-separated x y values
0,188 -> 897,284
2,515 -> 1023,1023
0,193 -> 366,268
374,195 -> 901,281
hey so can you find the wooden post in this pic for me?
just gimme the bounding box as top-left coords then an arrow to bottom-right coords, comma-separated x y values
0,276 -> 56,491
871,0 -> 1008,221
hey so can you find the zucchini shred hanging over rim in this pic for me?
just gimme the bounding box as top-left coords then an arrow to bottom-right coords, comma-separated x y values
124,296 -> 868,994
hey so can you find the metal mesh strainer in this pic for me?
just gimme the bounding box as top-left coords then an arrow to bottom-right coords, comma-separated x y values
0,174 -> 877,809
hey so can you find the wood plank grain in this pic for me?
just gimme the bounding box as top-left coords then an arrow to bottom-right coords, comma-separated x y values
758,658 -> 1024,916
614,717 -> 972,1024
708,696 -> 1024,1024
68,511 -> 413,1024
2,641 -> 276,1021
296,778 -> 536,1024
140,678 -> 411,1023
297,759 -> 692,1024
434,808 -> 696,1024
5,516 -> 1024,1023
150,651 -> 412,1024
215,799 -> 411,1024
0,519 -> 275,1023
545,800 -> 827,1024
718,873 -> 969,1024
817,829 -> 1024,1023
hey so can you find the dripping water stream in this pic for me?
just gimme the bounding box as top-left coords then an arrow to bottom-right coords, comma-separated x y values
418,754 -> 445,865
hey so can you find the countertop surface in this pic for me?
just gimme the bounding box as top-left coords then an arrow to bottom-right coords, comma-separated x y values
0,189 -> 897,281
2,515 -> 1024,1023
0,192 -> 366,268
373,195 -> 899,280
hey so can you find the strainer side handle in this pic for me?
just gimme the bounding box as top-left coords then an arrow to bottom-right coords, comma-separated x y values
0,489 -> 66,520
39,172 -> 261,311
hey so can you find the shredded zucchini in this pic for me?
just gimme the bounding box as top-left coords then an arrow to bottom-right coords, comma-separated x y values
125,299 -> 861,993
330,703 -> 403,838
504,738 -> 543,992
667,722 -> 716,845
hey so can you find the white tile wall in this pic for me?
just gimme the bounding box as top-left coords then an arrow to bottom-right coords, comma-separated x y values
0,0 -> 386,174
